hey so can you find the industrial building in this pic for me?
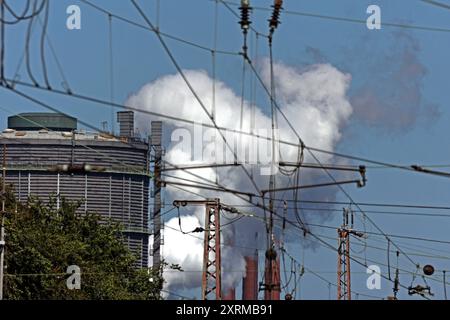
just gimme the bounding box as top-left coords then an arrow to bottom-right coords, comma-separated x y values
0,111 -> 150,267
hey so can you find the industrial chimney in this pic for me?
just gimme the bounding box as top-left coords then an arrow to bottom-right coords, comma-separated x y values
222,287 -> 236,300
264,255 -> 281,300
242,251 -> 259,300
117,111 -> 134,137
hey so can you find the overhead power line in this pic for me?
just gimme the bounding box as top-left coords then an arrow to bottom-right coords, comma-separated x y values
163,177 -> 450,252
9,47 -> 424,278
420,0 -> 450,11
3,4 -> 446,272
1,89 -> 416,298
287,199 -> 450,211
8,0 -> 444,298
161,154 -> 423,277
158,168 -> 441,264
0,102 -> 143,174
307,222 -> 450,245
280,247 -> 385,300
81,0 -> 239,56
8,1 -> 450,184
166,172 -> 421,298
199,5 -> 424,271
0,0 -> 46,25
152,200 -> 450,219
316,231 -> 450,262
218,0 -> 450,34
238,20 -> 421,270
1,0 -> 447,301
131,0 -> 263,198
6,75 -> 450,183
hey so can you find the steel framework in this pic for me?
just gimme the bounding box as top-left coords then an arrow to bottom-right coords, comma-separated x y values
337,208 -> 364,300
337,226 -> 351,300
173,199 -> 223,300
202,199 -> 222,300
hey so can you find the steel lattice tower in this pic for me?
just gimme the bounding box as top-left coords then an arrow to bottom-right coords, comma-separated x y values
337,208 -> 352,300
202,199 -> 222,300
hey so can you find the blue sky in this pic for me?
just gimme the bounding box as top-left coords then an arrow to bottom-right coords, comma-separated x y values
3,0 -> 450,300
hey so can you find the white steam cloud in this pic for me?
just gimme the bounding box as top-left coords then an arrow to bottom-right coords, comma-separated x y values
126,60 -> 353,295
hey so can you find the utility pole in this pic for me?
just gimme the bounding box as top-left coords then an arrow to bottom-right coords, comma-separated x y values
0,144 -> 6,300
337,217 -> 351,300
260,200 -> 281,300
173,199 -> 225,300
202,199 -> 222,300
260,0 -> 284,302
337,208 -> 364,300
262,234 -> 280,300
151,121 -> 163,271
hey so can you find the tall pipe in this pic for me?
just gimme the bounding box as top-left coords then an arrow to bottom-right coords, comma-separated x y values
273,257 -> 281,300
222,287 -> 236,300
242,253 -> 259,300
264,254 -> 281,300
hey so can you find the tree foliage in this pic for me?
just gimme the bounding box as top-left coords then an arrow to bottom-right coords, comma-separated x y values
2,193 -> 163,300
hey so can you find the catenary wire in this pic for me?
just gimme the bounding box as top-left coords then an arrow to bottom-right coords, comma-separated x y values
218,0 -> 450,34
130,0 -> 262,198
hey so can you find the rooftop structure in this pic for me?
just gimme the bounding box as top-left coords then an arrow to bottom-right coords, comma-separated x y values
1,112 -> 150,267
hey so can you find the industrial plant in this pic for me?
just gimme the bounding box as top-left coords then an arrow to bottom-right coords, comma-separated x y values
0,111 -> 150,267
0,0 -> 448,305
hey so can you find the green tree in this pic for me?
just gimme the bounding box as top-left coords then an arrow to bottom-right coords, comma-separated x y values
2,193 -> 164,300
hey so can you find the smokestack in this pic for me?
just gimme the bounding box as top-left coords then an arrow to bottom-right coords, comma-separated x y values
117,111 -> 134,137
222,287 -> 236,300
242,252 -> 259,300
264,251 -> 281,300
273,257 -> 281,300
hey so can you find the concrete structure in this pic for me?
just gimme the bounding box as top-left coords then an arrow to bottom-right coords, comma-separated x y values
0,112 -> 150,267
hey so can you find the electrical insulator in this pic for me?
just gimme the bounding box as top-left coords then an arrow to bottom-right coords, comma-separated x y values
393,251 -> 400,298
192,227 -> 205,233
239,0 -> 252,31
269,0 -> 283,33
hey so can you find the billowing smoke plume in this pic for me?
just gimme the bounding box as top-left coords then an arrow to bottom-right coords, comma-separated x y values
349,32 -> 439,132
126,60 -> 353,295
